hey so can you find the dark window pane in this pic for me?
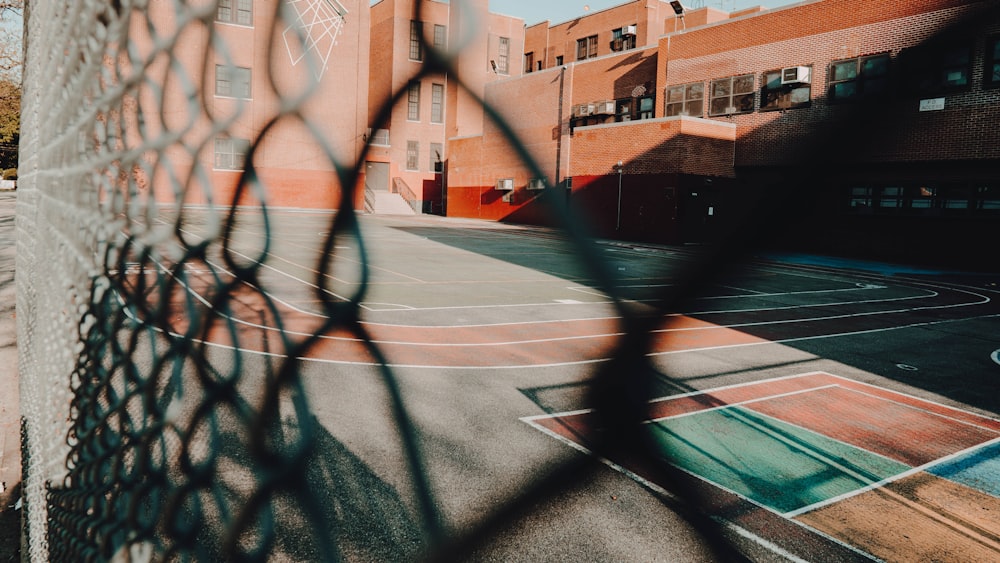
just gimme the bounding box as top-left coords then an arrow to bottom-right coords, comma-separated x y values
831,60 -> 857,81
734,74 -> 754,93
832,81 -> 857,98
734,93 -> 754,112
862,55 -> 888,76
943,68 -> 968,87
711,79 -> 731,97
710,97 -> 731,115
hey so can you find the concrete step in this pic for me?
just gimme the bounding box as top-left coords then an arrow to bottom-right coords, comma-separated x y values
372,191 -> 416,215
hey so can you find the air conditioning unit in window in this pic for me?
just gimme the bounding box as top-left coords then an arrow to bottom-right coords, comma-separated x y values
495,178 -> 514,191
621,25 -> 637,37
573,103 -> 595,117
780,66 -> 811,85
593,100 -> 616,115
527,178 -> 545,191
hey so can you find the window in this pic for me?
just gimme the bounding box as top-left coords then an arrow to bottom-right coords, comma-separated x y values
987,36 -> 1000,87
615,98 -> 633,122
406,141 -> 419,171
665,82 -> 704,117
902,42 -> 972,94
910,186 -> 935,209
760,67 -> 812,111
555,55 -> 564,66
878,186 -> 904,209
975,185 -> 1000,211
215,64 -> 251,98
637,95 -> 654,119
709,74 -> 754,116
577,35 -> 598,61
849,186 -> 872,210
217,0 -> 252,26
525,52 -> 534,73
369,129 -> 390,146
214,138 -> 250,170
407,82 -> 420,121
497,37 -> 510,74
409,21 -> 423,61
430,143 -> 443,172
431,83 -> 444,123
828,54 -> 889,102
433,24 -> 447,49
610,26 -> 637,52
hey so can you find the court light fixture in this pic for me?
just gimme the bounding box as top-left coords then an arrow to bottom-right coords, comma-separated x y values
669,1 -> 685,15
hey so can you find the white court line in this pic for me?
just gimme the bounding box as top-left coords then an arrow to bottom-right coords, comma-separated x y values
520,397 -> 879,562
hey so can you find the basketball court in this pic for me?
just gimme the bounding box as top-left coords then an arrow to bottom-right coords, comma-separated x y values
147,207 -> 1000,560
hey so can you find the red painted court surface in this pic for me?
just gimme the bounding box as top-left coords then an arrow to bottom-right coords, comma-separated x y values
525,372 -> 1000,562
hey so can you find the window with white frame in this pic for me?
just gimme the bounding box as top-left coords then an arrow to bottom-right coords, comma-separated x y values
407,82 -> 420,121
431,83 -> 444,123
709,74 -> 754,116
828,53 -> 889,102
215,64 -> 251,98
217,0 -> 252,26
409,20 -> 423,61
406,141 -> 419,171
214,137 -> 250,170
433,24 -> 447,49
665,82 -> 704,117
497,37 -> 510,74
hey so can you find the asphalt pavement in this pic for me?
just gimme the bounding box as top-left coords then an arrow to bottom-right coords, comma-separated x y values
0,191 -> 19,560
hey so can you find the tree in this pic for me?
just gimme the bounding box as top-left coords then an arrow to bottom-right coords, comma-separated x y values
0,1 -> 20,170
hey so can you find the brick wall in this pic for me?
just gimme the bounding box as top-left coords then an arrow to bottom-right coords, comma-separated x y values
139,0 -> 369,209
660,0 -> 1000,167
570,117 -> 736,177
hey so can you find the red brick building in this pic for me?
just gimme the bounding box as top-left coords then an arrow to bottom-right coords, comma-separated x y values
133,0 -> 370,209
444,0 -> 1000,265
367,0 -> 524,214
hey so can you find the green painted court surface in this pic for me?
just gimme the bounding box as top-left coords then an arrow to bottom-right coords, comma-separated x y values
649,406 -> 911,514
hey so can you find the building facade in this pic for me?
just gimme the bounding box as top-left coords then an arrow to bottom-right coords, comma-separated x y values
133,0 -> 370,209
367,0 -> 524,214
443,0 -> 1000,266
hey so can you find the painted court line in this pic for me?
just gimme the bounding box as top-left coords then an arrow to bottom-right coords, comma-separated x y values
787,435 -> 1000,518
526,372 -> 1000,560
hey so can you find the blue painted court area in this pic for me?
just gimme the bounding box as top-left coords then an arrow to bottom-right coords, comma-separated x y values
930,440 -> 1000,498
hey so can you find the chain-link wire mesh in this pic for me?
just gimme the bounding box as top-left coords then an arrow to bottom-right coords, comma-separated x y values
15,0 -> 1000,561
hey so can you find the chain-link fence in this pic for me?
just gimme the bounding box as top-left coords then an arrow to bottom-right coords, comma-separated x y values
15,0 -> 1000,561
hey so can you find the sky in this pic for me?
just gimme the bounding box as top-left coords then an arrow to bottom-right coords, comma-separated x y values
489,0 -> 802,26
